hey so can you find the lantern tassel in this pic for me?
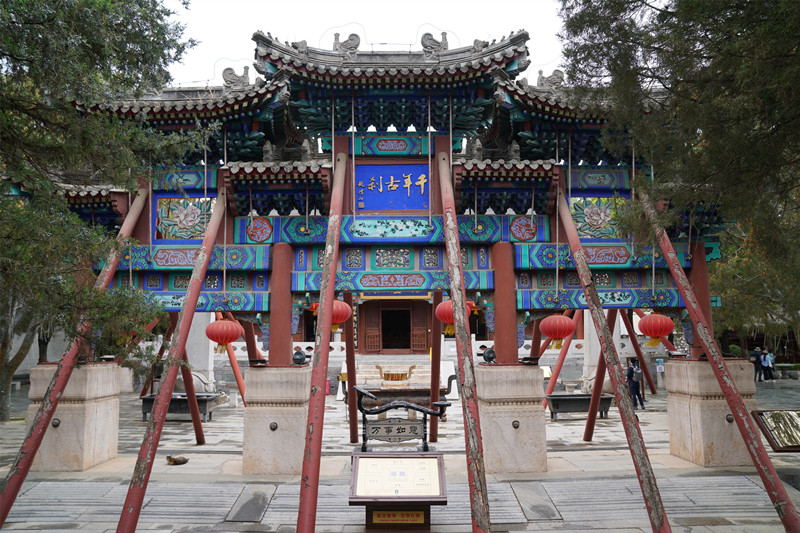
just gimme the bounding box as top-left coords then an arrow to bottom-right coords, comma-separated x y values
215,343 -> 227,354
554,339 -> 563,349
444,324 -> 455,336
646,338 -> 662,347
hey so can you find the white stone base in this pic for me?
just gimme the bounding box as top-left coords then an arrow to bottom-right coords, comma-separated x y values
242,366 -> 312,474
27,363 -> 120,471
117,366 -> 134,393
475,364 -> 547,473
666,359 -> 756,467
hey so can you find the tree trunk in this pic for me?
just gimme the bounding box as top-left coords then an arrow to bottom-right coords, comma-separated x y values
0,369 -> 11,422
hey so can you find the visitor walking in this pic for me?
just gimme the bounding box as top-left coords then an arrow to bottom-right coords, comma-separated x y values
752,346 -> 764,382
761,349 -> 775,382
627,359 -> 645,409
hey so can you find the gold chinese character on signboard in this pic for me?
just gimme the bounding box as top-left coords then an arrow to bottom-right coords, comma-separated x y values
386,175 -> 399,191
416,174 -> 428,194
403,173 -> 413,197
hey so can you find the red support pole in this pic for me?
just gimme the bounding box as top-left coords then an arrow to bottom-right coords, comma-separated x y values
297,153 -> 347,533
492,241 -> 518,364
686,240 -> 714,359
140,312 -> 178,398
269,242 -> 294,366
180,349 -> 205,445
542,310 -> 580,408
584,310 -> 617,442
620,311 -> 657,395
642,194 -> 800,530
529,319 -> 542,361
217,312 -> 247,406
1,188 -> 148,527
117,188 -> 227,533
429,291 -> 443,442
344,292 -> 358,444
558,190 -> 671,533
437,150 -> 490,532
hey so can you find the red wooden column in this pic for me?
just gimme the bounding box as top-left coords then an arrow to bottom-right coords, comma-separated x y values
492,241 -> 518,364
686,240 -> 713,359
437,149 -> 490,532
557,190 -> 671,533
269,242 -> 294,366
180,349 -> 205,445
344,291 -> 358,443
429,291 -> 443,442
642,195 -> 800,530
117,188 -> 227,533
584,310 -> 617,441
296,152 -> 348,533
1,187 -> 148,527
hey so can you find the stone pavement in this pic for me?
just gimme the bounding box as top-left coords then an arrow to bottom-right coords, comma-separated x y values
3,372 -> 800,532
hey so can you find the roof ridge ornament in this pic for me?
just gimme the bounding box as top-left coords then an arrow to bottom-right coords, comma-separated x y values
222,66 -> 250,95
421,32 -> 448,61
333,33 -> 360,60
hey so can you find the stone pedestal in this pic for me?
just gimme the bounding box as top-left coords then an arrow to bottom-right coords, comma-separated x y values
475,364 -> 546,473
666,359 -> 756,466
27,363 -> 120,471
243,366 -> 312,474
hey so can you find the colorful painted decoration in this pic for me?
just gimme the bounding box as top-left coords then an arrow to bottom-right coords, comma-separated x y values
331,299 -> 353,324
540,314 -> 576,349
638,313 -> 674,346
205,319 -> 244,353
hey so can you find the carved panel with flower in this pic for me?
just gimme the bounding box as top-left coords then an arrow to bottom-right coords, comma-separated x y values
571,198 -> 618,239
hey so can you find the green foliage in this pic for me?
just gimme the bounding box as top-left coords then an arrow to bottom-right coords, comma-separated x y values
0,0 -> 198,419
560,0 -> 800,330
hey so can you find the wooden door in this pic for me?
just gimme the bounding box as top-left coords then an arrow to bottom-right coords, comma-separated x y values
411,301 -> 429,352
362,301 -> 382,352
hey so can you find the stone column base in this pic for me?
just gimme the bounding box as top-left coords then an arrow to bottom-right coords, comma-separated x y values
243,366 -> 312,474
666,359 -> 756,466
475,364 -> 546,473
27,363 -> 120,471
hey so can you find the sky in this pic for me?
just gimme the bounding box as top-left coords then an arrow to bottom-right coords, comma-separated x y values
166,0 -> 565,88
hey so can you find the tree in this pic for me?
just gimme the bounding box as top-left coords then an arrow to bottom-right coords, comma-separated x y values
559,0 -> 800,329
0,0 -> 200,421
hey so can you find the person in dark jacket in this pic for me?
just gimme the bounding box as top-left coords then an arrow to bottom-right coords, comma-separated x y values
627,359 -> 645,409
751,346 -> 764,382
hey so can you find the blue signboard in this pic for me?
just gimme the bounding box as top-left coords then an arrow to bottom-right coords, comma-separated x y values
355,164 -> 429,212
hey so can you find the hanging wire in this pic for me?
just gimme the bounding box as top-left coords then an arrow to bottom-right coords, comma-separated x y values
567,128 -> 572,201
427,91 -> 432,225
148,174 -> 153,262
474,178 -> 478,230
351,89 -> 356,220
128,191 -> 133,286
555,187 -> 560,308
305,181 -> 310,229
449,91 -> 453,187
223,124 -> 228,166
331,93 -> 335,182
652,247 -> 656,298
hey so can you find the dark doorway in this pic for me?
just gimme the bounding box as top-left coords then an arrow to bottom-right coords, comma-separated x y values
381,309 -> 411,350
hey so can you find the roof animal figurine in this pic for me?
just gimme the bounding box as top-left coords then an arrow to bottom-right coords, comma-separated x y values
222,66 -> 250,94
536,69 -> 565,91
421,32 -> 448,60
473,39 -> 489,53
291,40 -> 308,57
333,33 -> 360,60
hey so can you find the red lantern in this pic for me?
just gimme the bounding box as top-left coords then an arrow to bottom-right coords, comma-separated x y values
540,314 -> 576,349
467,300 -> 479,314
205,319 -> 244,353
330,299 -> 352,324
638,313 -> 674,347
435,300 -> 455,324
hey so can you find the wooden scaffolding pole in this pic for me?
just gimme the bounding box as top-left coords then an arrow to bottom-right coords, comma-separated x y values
1,188 -> 149,527
557,191 -> 671,533
641,193 -> 800,530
